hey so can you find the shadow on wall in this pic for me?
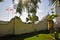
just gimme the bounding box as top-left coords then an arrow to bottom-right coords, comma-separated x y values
0,30 -> 50,40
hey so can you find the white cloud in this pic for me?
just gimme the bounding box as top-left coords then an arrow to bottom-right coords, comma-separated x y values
14,0 -> 19,4
20,11 -> 28,22
0,0 -> 49,22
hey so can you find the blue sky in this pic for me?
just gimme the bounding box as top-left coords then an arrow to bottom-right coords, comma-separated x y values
0,0 -> 50,22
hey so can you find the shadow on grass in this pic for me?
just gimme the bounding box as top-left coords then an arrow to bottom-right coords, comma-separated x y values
0,30 -> 50,40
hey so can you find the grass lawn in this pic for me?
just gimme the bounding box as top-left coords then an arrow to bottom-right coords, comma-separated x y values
0,33 -> 59,40
0,30 -> 60,40
58,33 -> 60,38
24,34 -> 53,40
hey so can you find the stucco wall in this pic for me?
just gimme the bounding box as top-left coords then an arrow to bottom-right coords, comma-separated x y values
15,17 -> 34,34
0,16 -> 48,36
15,17 -> 48,34
34,20 -> 48,31
0,20 -> 13,36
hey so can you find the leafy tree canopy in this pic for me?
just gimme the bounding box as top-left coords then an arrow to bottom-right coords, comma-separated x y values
16,0 -> 41,23
16,0 -> 41,14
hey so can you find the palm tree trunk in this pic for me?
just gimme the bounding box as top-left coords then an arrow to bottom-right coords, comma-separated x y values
48,22 -> 50,30
48,21 -> 54,34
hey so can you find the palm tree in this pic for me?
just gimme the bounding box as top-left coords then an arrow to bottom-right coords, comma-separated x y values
47,8 -> 58,30
49,0 -> 57,6
47,8 -> 58,40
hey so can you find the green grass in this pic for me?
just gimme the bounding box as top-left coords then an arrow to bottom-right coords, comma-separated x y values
0,34 -> 53,40
0,33 -> 60,40
24,34 -> 53,40
58,33 -> 60,38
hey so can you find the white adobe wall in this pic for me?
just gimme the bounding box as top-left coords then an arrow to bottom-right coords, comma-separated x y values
0,17 -> 48,36
15,17 -> 48,35
56,0 -> 60,27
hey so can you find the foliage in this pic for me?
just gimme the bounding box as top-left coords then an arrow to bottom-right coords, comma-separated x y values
47,8 -> 58,30
16,0 -> 41,14
47,14 -> 58,22
47,13 -> 58,30
47,8 -> 58,22
49,0 -> 56,6
26,14 -> 39,23
0,0 -> 3,2
16,0 -> 41,23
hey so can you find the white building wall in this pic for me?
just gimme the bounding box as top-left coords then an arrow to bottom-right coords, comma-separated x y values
55,0 -> 60,27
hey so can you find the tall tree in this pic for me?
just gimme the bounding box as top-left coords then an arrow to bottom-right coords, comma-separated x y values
47,10 -> 58,40
16,0 -> 41,23
16,0 -> 41,34
47,12 -> 58,40
47,8 -> 58,40
47,8 -> 58,30
16,0 -> 41,14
